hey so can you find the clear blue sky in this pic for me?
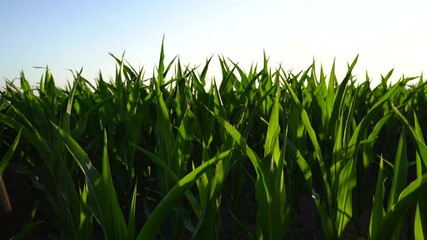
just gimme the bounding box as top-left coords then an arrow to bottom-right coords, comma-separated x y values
1,0 -> 426,88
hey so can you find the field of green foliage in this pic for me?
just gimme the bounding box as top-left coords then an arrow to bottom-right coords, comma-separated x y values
1,43 -> 427,239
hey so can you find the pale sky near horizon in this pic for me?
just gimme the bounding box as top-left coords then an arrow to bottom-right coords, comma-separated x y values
1,0 -> 426,88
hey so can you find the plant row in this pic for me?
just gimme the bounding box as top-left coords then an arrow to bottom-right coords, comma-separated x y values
1,44 -> 427,239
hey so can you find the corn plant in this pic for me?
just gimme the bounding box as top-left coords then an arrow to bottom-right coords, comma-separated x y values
0,71 -> 90,239
2,42 -> 427,239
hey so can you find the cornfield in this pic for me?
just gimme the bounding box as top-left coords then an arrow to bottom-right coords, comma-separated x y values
1,42 -> 427,239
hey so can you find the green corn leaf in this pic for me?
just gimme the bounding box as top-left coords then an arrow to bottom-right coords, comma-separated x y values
415,197 -> 427,240
0,113 -> 54,167
361,112 -> 393,168
283,75 -> 332,210
369,157 -> 385,239
20,71 -> 32,98
54,124 -> 103,222
62,70 -> 82,134
393,105 -> 427,169
243,85 -> 275,140
155,90 -> 174,161
283,75 -> 324,167
55,125 -> 128,240
286,138 -> 313,191
199,56 -> 213,85
127,183 -> 138,239
136,150 -> 232,240
154,67 -> 176,194
374,173 -> 427,240
173,109 -> 195,176
0,128 -> 22,176
101,131 -> 128,239
335,156 -> 357,236
132,143 -> 219,220
207,107 -> 261,174
264,81 -> 281,161
329,55 -> 358,137
109,53 -> 140,81
72,95 -> 114,140
157,37 -> 166,88
0,128 -> 21,213
132,144 -> 178,182
326,59 -> 337,116
413,113 -> 427,239
336,74 -> 402,238
346,74 -> 403,160
413,114 -> 426,166
387,130 -> 408,211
